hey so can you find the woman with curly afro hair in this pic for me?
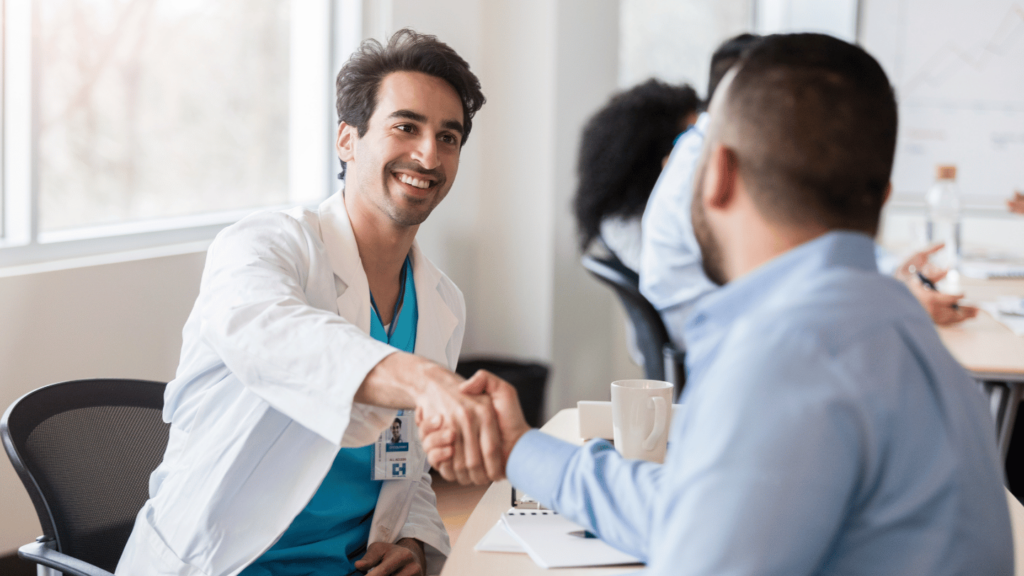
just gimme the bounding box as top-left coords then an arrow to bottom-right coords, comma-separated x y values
573,79 -> 700,271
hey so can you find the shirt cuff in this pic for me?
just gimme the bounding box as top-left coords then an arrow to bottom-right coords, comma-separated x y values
506,429 -> 579,508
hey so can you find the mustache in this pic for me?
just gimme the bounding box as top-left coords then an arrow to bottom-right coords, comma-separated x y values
388,161 -> 444,182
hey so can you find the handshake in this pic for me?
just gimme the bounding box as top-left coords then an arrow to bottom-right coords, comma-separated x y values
414,366 -> 533,485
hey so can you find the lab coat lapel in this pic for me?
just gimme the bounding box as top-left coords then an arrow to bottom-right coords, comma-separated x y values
319,192 -> 458,365
318,192 -> 372,334
410,242 -> 459,367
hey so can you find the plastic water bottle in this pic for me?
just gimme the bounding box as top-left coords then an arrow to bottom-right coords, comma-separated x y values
926,164 -> 961,271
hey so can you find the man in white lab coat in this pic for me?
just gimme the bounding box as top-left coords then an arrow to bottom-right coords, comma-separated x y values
117,29 -> 510,576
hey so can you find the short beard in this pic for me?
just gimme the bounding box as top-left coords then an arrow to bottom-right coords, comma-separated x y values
691,161 -> 728,286
379,160 -> 447,227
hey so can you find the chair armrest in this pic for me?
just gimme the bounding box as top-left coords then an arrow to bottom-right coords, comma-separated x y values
19,539 -> 115,576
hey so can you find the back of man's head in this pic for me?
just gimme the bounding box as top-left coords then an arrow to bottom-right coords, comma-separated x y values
714,33 -> 897,235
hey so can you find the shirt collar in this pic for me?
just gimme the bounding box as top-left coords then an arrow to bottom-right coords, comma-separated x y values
682,231 -> 878,376
692,111 -> 710,135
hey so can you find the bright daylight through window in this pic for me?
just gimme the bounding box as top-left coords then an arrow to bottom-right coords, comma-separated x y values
1,0 -> 339,266
38,0 -> 292,232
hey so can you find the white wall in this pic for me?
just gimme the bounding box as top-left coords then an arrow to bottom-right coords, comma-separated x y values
0,249 -> 206,553
620,0 -> 753,94
549,0 -> 628,410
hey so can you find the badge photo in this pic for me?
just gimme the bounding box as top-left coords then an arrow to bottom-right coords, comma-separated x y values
373,410 -> 423,480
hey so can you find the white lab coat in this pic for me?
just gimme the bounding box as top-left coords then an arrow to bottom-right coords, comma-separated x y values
117,192 -> 462,576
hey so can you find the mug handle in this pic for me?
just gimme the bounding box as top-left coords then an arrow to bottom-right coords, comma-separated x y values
642,396 -> 667,451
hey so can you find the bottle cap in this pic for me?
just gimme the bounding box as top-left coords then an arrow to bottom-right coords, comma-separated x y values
936,165 -> 957,180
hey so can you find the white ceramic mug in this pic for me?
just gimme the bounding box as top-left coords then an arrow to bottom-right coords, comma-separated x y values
611,379 -> 673,463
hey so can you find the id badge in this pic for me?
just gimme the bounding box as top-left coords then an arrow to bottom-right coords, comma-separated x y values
373,410 -> 424,480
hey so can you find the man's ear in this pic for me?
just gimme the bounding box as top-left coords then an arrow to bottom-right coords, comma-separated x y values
882,182 -> 893,206
705,143 -> 740,210
336,122 -> 357,163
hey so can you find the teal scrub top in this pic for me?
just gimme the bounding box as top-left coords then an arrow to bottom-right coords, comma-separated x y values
241,257 -> 418,576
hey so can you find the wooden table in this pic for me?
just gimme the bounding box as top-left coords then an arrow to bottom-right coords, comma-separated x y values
441,409 -> 641,576
937,277 -> 1024,459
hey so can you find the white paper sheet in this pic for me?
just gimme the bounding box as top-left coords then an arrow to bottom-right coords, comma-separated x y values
500,509 -> 641,569
473,519 -> 526,553
981,300 -> 1024,337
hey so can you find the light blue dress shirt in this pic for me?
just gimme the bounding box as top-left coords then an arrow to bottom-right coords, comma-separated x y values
508,231 -> 1013,575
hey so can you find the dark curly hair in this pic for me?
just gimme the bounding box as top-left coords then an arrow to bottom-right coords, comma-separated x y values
573,79 -> 700,251
335,28 -> 486,178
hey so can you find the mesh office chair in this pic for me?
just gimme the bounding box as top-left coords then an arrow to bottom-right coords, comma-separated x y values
1,379 -> 169,576
581,252 -> 686,400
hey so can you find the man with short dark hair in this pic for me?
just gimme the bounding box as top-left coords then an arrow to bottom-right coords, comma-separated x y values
446,34 -> 1014,574
641,34 -> 977,355
118,29 -> 513,576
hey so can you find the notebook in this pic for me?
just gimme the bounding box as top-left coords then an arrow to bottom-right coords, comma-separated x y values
499,509 -> 642,569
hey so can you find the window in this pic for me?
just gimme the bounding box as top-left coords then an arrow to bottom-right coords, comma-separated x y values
1,0 -> 351,267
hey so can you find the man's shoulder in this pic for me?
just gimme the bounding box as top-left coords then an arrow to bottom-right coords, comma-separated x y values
234,204 -> 322,236
212,205 -> 324,255
714,270 -> 948,392
747,268 -> 925,351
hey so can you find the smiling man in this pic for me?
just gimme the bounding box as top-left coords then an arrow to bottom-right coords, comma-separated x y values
117,29 -> 514,576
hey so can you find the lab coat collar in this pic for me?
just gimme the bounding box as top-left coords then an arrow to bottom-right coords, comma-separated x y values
318,192 -> 458,366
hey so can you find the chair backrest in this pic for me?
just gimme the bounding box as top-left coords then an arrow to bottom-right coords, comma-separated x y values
1,379 -> 169,573
581,253 -> 673,379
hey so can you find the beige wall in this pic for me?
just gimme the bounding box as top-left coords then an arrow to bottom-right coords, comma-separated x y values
0,250 -> 206,552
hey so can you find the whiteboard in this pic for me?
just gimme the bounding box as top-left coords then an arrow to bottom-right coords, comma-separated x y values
860,0 -> 1024,203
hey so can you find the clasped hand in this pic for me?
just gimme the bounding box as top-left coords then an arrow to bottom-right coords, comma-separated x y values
415,369 -> 530,485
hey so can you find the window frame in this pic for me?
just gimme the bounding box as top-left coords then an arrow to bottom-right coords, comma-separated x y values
0,0 -> 359,269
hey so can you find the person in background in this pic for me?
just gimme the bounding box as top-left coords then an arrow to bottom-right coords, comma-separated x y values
641,33 -> 976,356
892,242 -> 978,325
573,79 -> 701,272
639,34 -> 761,351
444,32 -> 1013,576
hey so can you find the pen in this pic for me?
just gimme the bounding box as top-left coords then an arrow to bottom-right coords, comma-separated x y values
915,270 -> 938,291
915,271 -> 959,311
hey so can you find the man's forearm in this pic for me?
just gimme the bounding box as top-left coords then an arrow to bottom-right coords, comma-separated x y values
354,351 -> 460,409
